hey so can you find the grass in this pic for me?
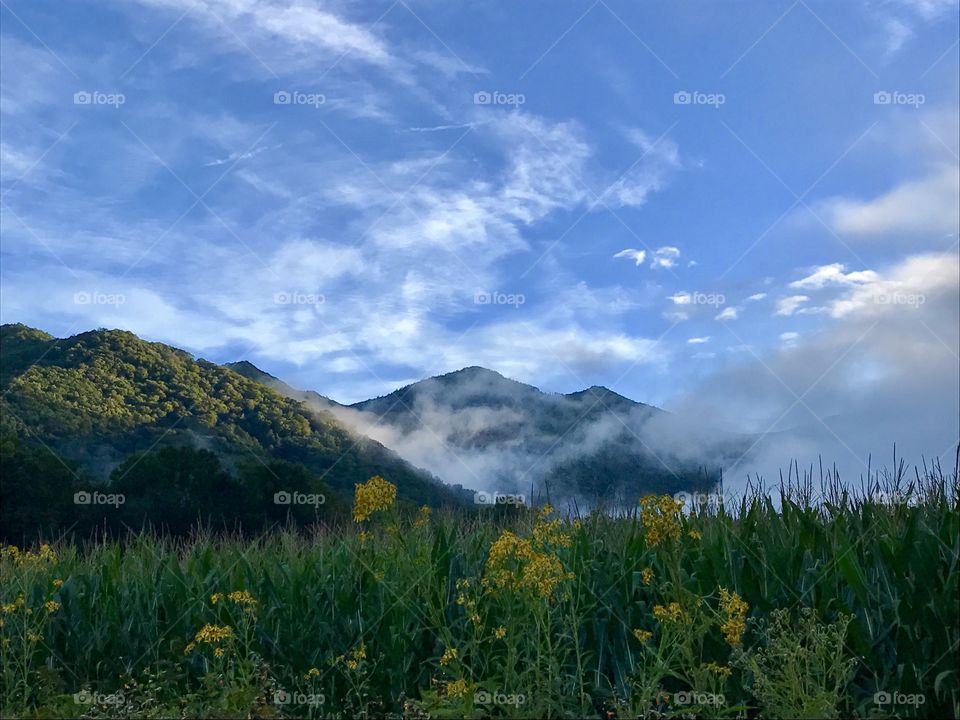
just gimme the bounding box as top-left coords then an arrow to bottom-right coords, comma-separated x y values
1,460 -> 958,719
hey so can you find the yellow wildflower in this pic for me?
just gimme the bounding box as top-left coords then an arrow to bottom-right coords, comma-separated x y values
213,647 -> 225,658
26,631 -> 41,643
183,643 -> 195,655
641,567 -> 654,585
439,647 -> 458,666
52,579 -> 64,589
633,629 -> 653,643
227,590 -> 257,607
494,626 -> 507,639
653,602 -> 690,624
688,529 -> 702,540
194,624 -> 232,644
639,495 -> 683,547
718,587 -> 748,646
210,593 -> 224,605
705,662 -> 732,677
43,600 -> 60,613
446,678 -> 469,698
305,667 -> 322,679
352,475 -> 397,522
413,506 -> 431,528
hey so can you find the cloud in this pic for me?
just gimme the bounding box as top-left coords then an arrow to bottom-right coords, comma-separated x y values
746,293 -> 767,302
613,248 -> 647,266
820,166 -> 960,239
789,263 -> 880,290
775,295 -> 810,316
651,246 -> 681,269
715,307 -> 739,320
687,336 -> 710,344
133,0 -> 394,68
668,250 -> 959,491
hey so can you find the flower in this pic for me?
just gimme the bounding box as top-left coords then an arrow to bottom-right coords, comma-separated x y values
439,647 -> 458,666
705,662 -> 732,677
305,667 -> 321,679
43,600 -> 60,613
210,593 -> 224,605
483,526 -> 574,599
183,642 -> 195,655
688,529 -> 702,540
352,475 -> 397,522
445,678 -> 469,698
639,496 -> 684,547
718,587 -> 748,646
633,629 -> 653,642
494,626 -> 507,639
52,579 -> 64,589
194,624 -> 232,644
213,647 -> 225,658
227,590 -> 257,607
641,567 -> 655,585
653,602 -> 690,624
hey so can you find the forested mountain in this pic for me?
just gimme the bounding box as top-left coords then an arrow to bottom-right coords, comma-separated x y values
0,324 -> 466,540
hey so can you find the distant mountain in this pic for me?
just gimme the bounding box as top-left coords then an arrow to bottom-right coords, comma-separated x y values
0,324 -> 463,510
225,360 -> 342,410
344,366 -> 734,502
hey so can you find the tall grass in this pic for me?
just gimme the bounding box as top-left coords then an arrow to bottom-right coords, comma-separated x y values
1,459 -> 957,718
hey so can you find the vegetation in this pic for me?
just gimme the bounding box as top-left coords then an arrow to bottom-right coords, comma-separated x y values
1,464 -> 956,718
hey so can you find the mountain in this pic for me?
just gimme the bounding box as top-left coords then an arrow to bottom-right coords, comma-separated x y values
225,360 -> 342,410
232,363 -> 738,502
0,324 -> 464,511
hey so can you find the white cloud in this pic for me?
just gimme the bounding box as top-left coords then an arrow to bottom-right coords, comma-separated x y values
687,336 -> 710,344
651,246 -> 681,269
789,263 -> 880,290
746,293 -> 767,302
779,331 -> 799,342
669,292 -> 692,305
821,166 -> 959,239
775,295 -> 810,316
613,248 -> 646,266
715,307 -> 738,320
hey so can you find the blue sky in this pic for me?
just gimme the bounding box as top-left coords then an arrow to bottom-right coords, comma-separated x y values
1,0 -> 958,468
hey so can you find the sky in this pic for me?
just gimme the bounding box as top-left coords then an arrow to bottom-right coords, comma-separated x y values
1,0 -> 958,478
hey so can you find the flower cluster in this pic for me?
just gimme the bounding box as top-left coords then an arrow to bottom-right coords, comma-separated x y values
641,567 -> 655,585
445,678 -> 469,698
336,644 -> 367,670
439,647 -> 458,666
653,602 -> 690,624
639,496 -> 684,547
352,475 -> 397,522
482,510 -> 574,599
705,662 -> 732,677
1,544 -> 57,566
633,628 -> 653,643
718,587 -> 749,646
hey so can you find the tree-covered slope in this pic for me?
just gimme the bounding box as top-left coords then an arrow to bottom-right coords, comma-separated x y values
0,324 -> 463,508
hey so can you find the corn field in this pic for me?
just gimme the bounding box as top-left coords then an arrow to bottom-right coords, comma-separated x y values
2,464 -> 958,719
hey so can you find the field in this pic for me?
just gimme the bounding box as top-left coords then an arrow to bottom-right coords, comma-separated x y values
2,468 -> 958,719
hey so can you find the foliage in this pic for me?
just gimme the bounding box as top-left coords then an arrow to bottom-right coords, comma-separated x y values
0,464 -> 956,719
